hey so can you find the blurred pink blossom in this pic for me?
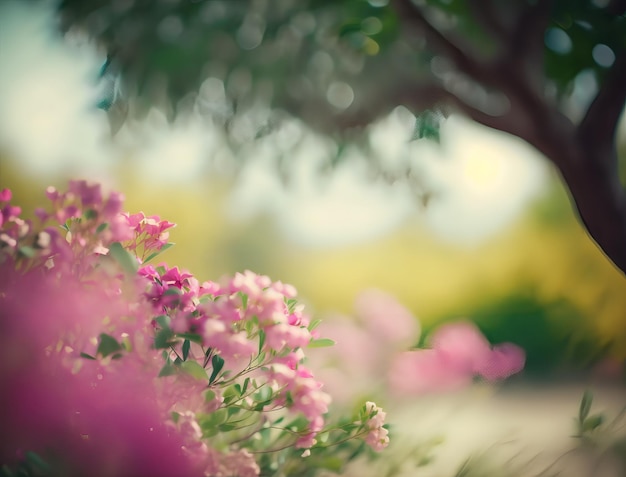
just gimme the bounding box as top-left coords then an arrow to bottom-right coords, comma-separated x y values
389,321 -> 525,396
355,289 -> 420,348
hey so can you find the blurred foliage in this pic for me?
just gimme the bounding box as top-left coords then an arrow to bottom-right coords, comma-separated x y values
59,0 -> 407,129
547,0 -> 626,91
57,0 -> 626,138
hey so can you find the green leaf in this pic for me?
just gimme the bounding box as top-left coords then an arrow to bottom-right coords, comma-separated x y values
154,328 -> 175,349
413,109 -> 443,143
83,209 -> 97,220
97,333 -> 123,357
223,385 -> 240,405
163,287 -> 182,296
176,332 -> 203,344
143,242 -> 175,264
219,423 -> 236,432
258,329 -> 266,353
181,360 -> 209,380
182,339 -> 190,361
308,338 -> 336,348
286,298 -> 298,313
108,241 -> 138,274
227,406 -> 241,417
239,291 -> 248,310
18,246 -> 35,258
579,390 -> 593,422
155,315 -> 171,328
80,352 -> 96,360
308,318 -> 322,331
253,399 -> 273,411
96,222 -> 108,234
198,409 -> 228,432
158,360 -> 177,377
582,413 -> 605,432
242,377 -> 250,395
209,354 -> 225,384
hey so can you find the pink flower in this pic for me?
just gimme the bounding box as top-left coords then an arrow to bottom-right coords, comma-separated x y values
430,321 -> 492,374
229,270 -> 272,297
389,321 -> 525,395
389,349 -> 471,395
362,402 -> 389,451
221,449 -> 260,477
0,188 -> 12,202
355,289 -> 420,348
68,179 -> 102,207
264,323 -> 311,351
161,266 -> 194,289
0,265 -> 195,477
477,342 -> 526,380
202,320 -> 256,360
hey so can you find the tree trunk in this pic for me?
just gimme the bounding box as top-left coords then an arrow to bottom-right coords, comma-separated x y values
552,142 -> 626,274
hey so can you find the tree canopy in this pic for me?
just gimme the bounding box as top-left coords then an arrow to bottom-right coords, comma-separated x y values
57,0 -> 626,273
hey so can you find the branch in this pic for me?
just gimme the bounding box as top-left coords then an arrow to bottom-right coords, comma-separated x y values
466,0 -> 510,42
390,0 -> 493,85
508,0 -> 553,69
577,51 -> 626,157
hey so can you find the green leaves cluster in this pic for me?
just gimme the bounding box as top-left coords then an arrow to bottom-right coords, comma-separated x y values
575,390 -> 606,437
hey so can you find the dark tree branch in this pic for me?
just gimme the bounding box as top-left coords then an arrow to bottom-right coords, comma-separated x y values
466,0 -> 509,43
390,0 -> 494,86
577,52 -> 626,159
510,0 -> 553,57
508,0 -> 553,83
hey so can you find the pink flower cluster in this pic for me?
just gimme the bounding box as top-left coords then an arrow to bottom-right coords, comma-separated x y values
0,227 -> 191,475
269,352 -> 332,448
361,402 -> 390,452
307,289 -> 421,404
309,290 -> 525,402
38,181 -> 132,253
0,181 -> 388,477
175,412 -> 260,477
123,212 -> 175,261
138,264 -> 331,449
390,321 -> 526,395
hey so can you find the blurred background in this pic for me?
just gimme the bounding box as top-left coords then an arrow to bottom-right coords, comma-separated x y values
2,0 -> 626,379
2,0 -> 625,379
2,1 -> 626,474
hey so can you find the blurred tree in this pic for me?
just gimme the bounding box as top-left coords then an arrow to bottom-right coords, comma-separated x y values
57,0 -> 626,273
